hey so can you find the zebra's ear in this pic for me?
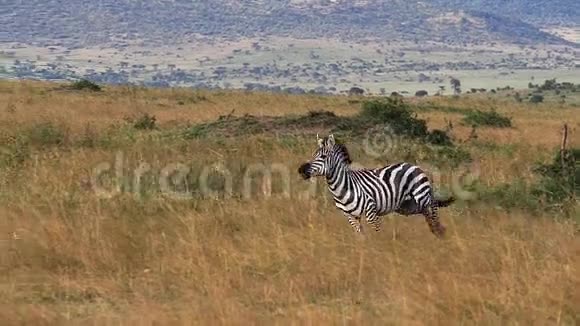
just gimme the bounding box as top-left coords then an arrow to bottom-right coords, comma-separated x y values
327,134 -> 336,146
317,134 -> 324,147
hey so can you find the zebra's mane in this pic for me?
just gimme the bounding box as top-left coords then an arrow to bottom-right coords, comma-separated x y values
333,143 -> 352,165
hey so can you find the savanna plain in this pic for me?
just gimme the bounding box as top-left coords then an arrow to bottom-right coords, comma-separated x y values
0,80 -> 578,325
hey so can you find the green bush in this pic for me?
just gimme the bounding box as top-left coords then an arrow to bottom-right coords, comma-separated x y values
476,148 -> 577,216
70,79 -> 102,92
0,134 -> 29,168
359,98 -> 428,138
529,94 -> 544,103
356,98 -> 452,145
431,146 -> 472,168
479,179 -> 540,212
25,122 -> 68,147
130,113 -> 157,130
532,149 -> 578,205
184,124 -> 210,139
426,130 -> 453,146
0,122 -> 68,168
462,110 -> 512,128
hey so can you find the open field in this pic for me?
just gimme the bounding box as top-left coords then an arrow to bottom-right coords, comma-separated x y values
0,80 -> 579,324
2,37 -> 579,94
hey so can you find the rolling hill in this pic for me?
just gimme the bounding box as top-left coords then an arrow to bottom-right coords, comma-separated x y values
3,0 -> 576,47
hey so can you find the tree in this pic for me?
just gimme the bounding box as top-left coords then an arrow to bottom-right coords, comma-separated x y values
530,94 -> 544,103
415,90 -> 428,97
450,77 -> 461,95
540,78 -> 558,91
348,87 -> 365,96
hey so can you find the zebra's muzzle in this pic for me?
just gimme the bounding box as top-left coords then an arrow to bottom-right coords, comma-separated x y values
298,163 -> 311,179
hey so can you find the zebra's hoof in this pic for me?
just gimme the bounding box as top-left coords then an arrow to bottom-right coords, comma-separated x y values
435,225 -> 447,239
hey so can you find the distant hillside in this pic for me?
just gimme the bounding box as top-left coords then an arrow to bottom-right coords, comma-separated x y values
2,0 -> 574,48
430,0 -> 579,27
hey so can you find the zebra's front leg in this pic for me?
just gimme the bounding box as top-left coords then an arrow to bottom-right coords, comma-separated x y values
365,202 -> 382,232
344,213 -> 363,233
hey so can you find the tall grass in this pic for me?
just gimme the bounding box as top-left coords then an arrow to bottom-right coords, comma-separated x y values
0,80 -> 578,325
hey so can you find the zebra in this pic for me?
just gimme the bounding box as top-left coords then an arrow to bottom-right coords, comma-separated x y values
297,134 -> 455,238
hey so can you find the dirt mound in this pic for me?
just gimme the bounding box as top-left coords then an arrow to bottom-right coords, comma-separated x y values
183,110 -> 346,138
183,99 -> 452,146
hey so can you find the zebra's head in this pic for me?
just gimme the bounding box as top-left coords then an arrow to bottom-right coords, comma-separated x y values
298,134 -> 352,180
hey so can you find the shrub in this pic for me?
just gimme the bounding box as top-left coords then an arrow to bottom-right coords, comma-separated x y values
477,149 -> 578,216
184,124 -> 209,139
356,98 -> 452,146
426,130 -> 453,146
462,110 -> 512,128
129,113 -> 157,130
415,90 -> 428,97
70,79 -> 102,92
0,122 -> 69,168
532,148 -> 578,205
348,87 -> 365,96
0,134 -> 29,168
529,94 -> 544,103
25,122 -> 68,146
539,78 -> 558,91
359,98 -> 428,138
479,179 -> 540,212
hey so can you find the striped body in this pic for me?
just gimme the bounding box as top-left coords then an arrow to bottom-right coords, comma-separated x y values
298,135 -> 452,237
328,162 -> 432,217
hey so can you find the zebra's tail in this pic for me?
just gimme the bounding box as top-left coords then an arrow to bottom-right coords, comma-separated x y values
435,196 -> 455,208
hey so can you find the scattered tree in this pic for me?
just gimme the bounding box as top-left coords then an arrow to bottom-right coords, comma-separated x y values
450,77 -> 461,95
348,87 -> 365,96
530,94 -> 544,103
415,90 -> 428,97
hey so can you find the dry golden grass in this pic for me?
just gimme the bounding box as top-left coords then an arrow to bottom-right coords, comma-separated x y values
0,80 -> 579,325
0,81 -> 355,133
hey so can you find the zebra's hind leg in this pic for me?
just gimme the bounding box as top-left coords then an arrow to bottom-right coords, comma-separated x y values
396,197 -> 422,216
422,203 -> 446,238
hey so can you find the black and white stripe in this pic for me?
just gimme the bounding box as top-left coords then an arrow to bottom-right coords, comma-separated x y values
298,134 -> 454,237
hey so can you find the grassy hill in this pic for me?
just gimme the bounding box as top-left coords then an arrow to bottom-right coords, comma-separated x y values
0,80 -> 578,324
